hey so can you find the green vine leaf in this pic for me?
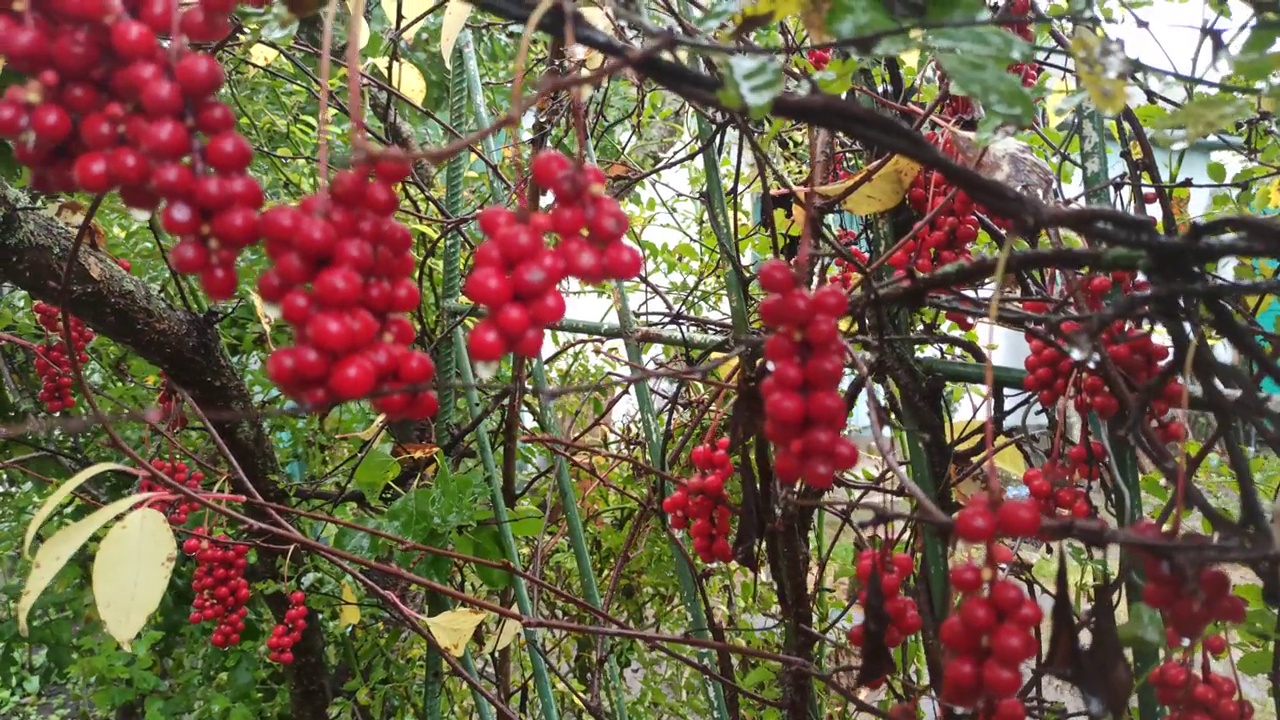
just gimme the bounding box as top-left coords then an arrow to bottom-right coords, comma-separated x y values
719,55 -> 784,118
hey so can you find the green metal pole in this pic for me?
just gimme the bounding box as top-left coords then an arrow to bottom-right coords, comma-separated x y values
456,329 -> 563,720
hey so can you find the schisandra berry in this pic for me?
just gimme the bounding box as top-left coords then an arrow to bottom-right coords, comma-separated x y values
0,1 -> 259,301
663,437 -> 735,564
846,549 -> 922,662
267,588 -> 309,664
939,568 -> 1039,714
261,158 -> 439,420
30,301 -> 93,413
756,259 -> 858,490
184,528 -> 252,648
1128,520 -> 1247,644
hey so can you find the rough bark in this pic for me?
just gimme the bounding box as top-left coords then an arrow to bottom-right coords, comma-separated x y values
0,184 -> 333,720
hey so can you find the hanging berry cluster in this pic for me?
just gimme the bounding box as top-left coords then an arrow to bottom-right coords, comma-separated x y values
827,230 -> 869,290
1130,521 -> 1247,644
1150,657 -> 1255,720
182,529 -> 251,649
662,437 -> 735,564
939,565 -> 1042,719
139,457 -> 205,525
756,259 -> 859,490
938,0 -> 1042,120
463,149 -> 643,363
1018,438 -> 1105,523
260,159 -> 439,419
31,301 -> 94,413
847,549 -> 923,652
0,1 -> 263,300
952,491 -> 1044,543
266,591 -> 309,665
1021,273 -> 1187,443
891,132 -> 1014,281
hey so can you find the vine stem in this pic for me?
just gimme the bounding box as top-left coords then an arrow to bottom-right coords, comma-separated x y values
346,0 -> 367,146
315,0 -> 341,193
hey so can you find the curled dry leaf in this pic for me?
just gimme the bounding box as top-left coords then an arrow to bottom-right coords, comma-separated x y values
339,581 -> 361,629
788,154 -> 923,224
947,130 -> 1055,201
92,507 -> 178,651
439,0 -> 474,69
483,607 -> 522,653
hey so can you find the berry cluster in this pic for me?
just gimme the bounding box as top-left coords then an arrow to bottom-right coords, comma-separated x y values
464,149 -> 642,363
0,1 -> 262,300
259,159 -> 439,419
807,49 -> 832,71
1021,460 -> 1093,521
847,549 -> 923,652
266,590 -> 309,665
661,438 -> 735,564
1002,0 -> 1042,88
1130,521 -> 1246,644
890,132 -> 1013,278
182,530 -> 251,648
938,0 -> 1041,120
756,259 -> 859,490
952,492 -> 1043,543
1150,660 -> 1254,720
827,230 -> 869,290
939,566 -> 1041,718
31,301 -> 94,413
1022,289 -> 1187,444
139,458 -> 205,525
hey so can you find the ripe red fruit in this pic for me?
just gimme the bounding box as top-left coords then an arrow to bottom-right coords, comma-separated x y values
757,259 -> 795,293
953,504 -> 997,543
468,320 -> 507,362
996,499 -> 1042,537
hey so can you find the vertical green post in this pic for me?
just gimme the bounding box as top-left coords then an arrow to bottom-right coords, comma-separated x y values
456,330 -> 562,720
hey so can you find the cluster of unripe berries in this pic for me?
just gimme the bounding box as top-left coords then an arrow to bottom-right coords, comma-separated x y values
1129,521 -> 1247,644
662,437 -> 735,564
31,301 -> 93,413
182,529 -> 251,649
938,564 -> 1041,719
952,491 -> 1043,543
266,590 -> 309,665
139,458 -> 205,525
756,259 -> 859,490
0,0 -> 263,300
259,159 -> 439,419
846,549 -> 923,663
891,132 -> 1013,278
1022,285 -> 1188,443
1150,659 -> 1254,720
464,149 -> 642,363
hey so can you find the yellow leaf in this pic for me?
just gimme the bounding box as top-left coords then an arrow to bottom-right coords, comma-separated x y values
731,0 -> 804,35
422,608 -> 489,657
772,207 -> 800,236
792,155 -> 922,216
25,462 -> 135,559
707,352 -> 739,384
483,609 -> 522,653
1128,140 -> 1144,163
339,581 -> 361,628
380,0 -> 431,41
91,508 -> 177,651
1069,27 -> 1129,115
248,43 -> 281,71
368,57 -> 427,106
1269,178 -> 1280,209
19,493 -> 163,637
576,7 -> 615,72
348,0 -> 370,51
440,0 -> 473,70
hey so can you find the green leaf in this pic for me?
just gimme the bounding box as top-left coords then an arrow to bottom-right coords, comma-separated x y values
354,448 -> 400,500
507,507 -> 546,537
1236,649 -> 1271,676
935,52 -> 1036,126
1154,94 -> 1252,143
1207,161 -> 1226,184
720,55 -> 784,118
1116,601 -> 1163,650
927,26 -> 1031,62
826,0 -> 899,49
